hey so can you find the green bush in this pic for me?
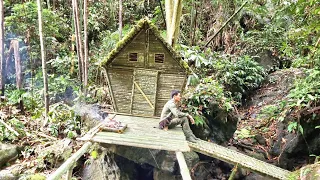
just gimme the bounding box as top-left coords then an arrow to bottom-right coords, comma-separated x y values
183,77 -> 235,126
213,55 -> 266,101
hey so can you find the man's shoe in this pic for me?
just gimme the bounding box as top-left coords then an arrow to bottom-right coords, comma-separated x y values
163,126 -> 168,131
186,136 -> 197,143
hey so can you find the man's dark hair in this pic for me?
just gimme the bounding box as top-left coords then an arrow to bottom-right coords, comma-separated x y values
171,90 -> 180,98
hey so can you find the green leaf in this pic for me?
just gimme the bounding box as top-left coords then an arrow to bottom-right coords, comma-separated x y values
91,150 -> 98,159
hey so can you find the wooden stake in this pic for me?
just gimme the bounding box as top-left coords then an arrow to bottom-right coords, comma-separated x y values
228,163 -> 238,180
176,151 -> 192,180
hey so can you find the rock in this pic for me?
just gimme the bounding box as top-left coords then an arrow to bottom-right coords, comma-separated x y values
0,169 -> 18,180
245,150 -> 266,161
153,168 -> 182,180
82,149 -> 121,180
182,152 -> 199,169
36,139 -> 73,169
114,155 -> 139,180
243,173 -> 271,180
252,50 -> 280,72
0,143 -> 19,168
206,103 -> 239,144
255,134 -> 266,145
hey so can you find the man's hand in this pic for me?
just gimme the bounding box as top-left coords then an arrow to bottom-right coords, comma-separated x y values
188,114 -> 195,125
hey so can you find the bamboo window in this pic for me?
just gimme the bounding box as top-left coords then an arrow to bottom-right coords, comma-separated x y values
155,53 -> 165,63
129,53 -> 138,61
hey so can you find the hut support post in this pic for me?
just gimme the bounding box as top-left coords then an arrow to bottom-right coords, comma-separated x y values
176,151 -> 192,180
48,141 -> 92,180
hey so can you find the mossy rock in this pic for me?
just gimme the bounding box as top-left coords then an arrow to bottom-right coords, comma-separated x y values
26,174 -> 46,180
288,163 -> 320,180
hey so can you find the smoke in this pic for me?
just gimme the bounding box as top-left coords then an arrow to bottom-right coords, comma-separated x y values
73,103 -> 111,121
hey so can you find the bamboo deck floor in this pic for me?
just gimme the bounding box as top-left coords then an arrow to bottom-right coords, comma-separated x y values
79,114 -> 190,152
189,140 -> 291,180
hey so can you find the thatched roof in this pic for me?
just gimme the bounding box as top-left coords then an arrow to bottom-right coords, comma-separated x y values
100,18 -> 190,73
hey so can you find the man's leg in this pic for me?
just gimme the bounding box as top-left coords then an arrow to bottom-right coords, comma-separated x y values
169,117 -> 197,143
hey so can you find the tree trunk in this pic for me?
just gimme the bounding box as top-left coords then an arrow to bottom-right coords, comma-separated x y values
165,0 -> 182,47
83,0 -> 88,89
72,0 -> 84,87
165,0 -> 173,42
119,0 -> 122,39
0,0 -> 4,96
12,40 -> 22,89
37,0 -> 49,125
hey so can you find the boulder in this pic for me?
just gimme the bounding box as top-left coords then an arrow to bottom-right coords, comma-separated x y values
0,143 -> 19,168
82,149 -> 121,180
205,103 -> 238,144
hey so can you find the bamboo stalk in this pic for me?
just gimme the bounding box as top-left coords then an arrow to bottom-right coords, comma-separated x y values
130,71 -> 135,114
176,151 -> 192,180
133,81 -> 154,109
228,163 -> 238,180
0,119 -> 19,136
153,71 -> 159,116
37,132 -> 58,141
48,141 -> 92,180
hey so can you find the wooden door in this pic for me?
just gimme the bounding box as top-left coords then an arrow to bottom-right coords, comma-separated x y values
131,69 -> 158,116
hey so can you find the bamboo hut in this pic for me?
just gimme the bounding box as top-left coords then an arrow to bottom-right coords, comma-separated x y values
101,18 -> 190,116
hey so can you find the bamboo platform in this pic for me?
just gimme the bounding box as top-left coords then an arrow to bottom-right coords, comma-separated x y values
78,114 -> 190,152
189,140 -> 291,180
78,114 -> 291,180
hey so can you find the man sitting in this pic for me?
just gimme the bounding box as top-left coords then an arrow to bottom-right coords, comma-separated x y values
159,90 -> 199,143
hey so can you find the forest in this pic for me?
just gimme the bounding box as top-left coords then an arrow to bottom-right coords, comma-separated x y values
0,0 -> 319,179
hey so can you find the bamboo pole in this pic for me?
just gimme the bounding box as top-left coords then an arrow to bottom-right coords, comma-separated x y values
0,119 -> 19,136
153,71 -> 159,116
47,141 -> 92,180
228,163 -> 238,180
130,71 -> 135,114
204,1 -> 248,47
176,151 -> 192,180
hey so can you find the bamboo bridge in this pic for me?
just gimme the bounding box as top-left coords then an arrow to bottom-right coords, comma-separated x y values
49,114 -> 291,180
